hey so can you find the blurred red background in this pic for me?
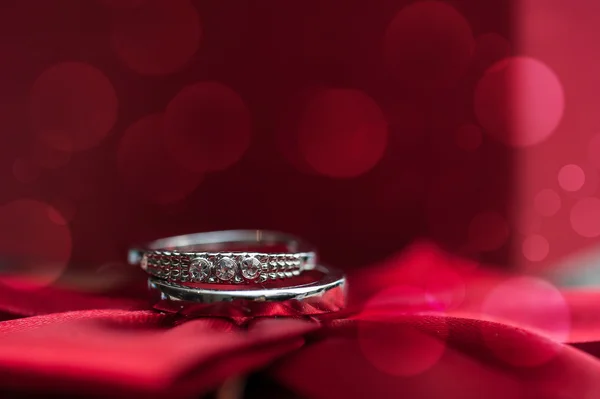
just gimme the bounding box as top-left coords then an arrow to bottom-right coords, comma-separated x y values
0,0 -> 588,288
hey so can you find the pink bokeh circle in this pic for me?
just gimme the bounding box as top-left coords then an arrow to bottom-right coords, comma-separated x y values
474,57 -> 564,147
30,62 -> 118,152
558,164 -> 585,192
570,197 -> 600,238
0,199 -> 72,289
533,189 -> 561,217
522,235 -> 550,262
164,81 -> 251,173
384,0 -> 474,88
111,0 -> 201,75
296,88 -> 388,178
117,113 -> 204,204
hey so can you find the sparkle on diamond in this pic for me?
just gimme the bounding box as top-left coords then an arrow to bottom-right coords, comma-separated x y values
216,257 -> 237,281
189,257 -> 211,282
241,256 -> 261,280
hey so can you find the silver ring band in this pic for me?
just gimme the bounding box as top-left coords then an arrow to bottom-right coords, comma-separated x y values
129,230 -> 317,285
148,265 -> 346,316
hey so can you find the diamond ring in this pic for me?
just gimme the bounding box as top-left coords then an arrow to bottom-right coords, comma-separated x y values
129,230 -> 317,285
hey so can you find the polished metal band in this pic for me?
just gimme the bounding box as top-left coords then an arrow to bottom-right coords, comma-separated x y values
148,265 -> 347,316
129,230 -> 317,285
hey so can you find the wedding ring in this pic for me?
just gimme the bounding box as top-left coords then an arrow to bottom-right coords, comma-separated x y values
147,265 -> 347,316
129,230 -> 317,285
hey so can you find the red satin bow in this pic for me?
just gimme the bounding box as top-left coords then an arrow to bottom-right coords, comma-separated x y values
1,242 -> 600,398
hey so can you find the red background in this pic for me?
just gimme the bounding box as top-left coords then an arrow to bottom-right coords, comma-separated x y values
0,0 -> 519,288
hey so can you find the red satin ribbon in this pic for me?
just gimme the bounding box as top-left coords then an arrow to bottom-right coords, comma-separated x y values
0,242 -> 600,398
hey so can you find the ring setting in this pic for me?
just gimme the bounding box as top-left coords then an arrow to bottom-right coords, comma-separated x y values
130,230 -> 346,314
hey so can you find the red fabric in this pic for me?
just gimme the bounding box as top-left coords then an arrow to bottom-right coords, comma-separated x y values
1,243 -> 600,398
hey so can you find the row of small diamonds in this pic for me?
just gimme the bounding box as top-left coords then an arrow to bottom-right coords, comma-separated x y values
141,251 -> 302,284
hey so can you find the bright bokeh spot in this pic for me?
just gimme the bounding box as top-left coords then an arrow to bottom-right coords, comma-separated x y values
481,277 -> 569,366
467,211 -> 509,251
570,197 -> 600,238
164,81 -> 251,173
111,0 -> 201,75
534,189 -> 561,217
522,234 -> 550,262
474,57 -> 564,147
384,0 -> 474,88
30,62 -> 118,152
296,88 -> 388,178
0,199 -> 72,289
117,113 -> 204,204
455,123 -> 482,151
358,286 -> 446,376
558,164 -> 585,192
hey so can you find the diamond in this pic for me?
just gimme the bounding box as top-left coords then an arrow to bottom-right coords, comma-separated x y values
240,256 -> 261,280
216,257 -> 237,281
189,258 -> 212,282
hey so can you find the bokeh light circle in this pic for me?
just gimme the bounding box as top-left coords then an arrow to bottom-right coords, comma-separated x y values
111,0 -> 201,75
474,57 -> 564,147
0,199 -> 72,289
455,123 -> 482,151
481,276 -> 569,366
30,62 -> 118,152
570,197 -> 600,238
358,286 -> 447,376
558,164 -> 585,192
117,113 -> 204,204
164,81 -> 251,173
522,235 -> 550,262
296,88 -> 388,178
384,0 -> 474,88
534,189 -> 561,217
467,211 -> 509,251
